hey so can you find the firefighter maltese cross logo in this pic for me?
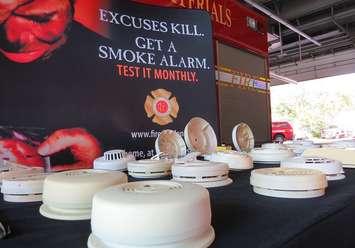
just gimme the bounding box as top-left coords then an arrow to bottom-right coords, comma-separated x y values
144,88 -> 180,126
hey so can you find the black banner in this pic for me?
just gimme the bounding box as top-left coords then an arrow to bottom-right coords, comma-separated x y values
0,0 -> 217,170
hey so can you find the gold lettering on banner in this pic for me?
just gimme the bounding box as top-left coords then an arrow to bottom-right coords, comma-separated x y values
171,0 -> 232,28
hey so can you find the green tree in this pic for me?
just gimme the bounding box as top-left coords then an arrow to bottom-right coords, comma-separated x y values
273,90 -> 354,138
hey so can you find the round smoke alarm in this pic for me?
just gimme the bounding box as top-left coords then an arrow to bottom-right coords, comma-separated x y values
172,160 -> 232,188
232,123 -> 255,152
184,117 -> 217,155
40,169 -> 127,221
206,151 -> 253,170
1,160 -> 44,171
94,150 -> 135,171
281,157 -> 345,181
250,167 -> 327,199
1,173 -> 49,203
1,161 -> 44,182
127,159 -> 173,179
249,146 -> 295,164
88,181 -> 214,248
155,130 -> 187,158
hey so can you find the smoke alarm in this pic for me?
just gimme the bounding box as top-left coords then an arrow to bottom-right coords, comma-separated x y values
232,123 -> 255,152
172,160 -> 232,188
206,151 -> 253,170
281,157 -> 345,181
284,140 -> 320,155
1,173 -> 49,202
1,161 -> 44,184
94,150 -> 135,171
249,146 -> 295,164
1,160 -> 43,172
88,181 -> 215,248
204,122 -> 254,170
127,159 -> 173,179
184,117 -> 217,155
302,148 -> 355,168
250,167 -> 328,199
40,169 -> 127,220
155,130 -> 187,158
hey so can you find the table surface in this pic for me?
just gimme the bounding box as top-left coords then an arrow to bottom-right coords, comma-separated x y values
1,165 -> 355,248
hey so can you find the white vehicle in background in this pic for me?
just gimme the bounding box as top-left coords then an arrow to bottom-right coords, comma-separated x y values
322,111 -> 355,139
321,125 -> 353,139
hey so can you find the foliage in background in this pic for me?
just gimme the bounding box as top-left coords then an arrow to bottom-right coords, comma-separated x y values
272,89 -> 354,138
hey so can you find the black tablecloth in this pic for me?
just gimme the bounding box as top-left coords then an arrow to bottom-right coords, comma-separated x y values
1,165 -> 355,248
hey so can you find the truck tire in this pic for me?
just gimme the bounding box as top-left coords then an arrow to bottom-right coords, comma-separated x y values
274,134 -> 285,143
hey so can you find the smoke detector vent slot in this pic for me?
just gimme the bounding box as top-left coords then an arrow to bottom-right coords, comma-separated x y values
281,157 -> 345,181
94,150 -> 135,171
172,161 -> 232,188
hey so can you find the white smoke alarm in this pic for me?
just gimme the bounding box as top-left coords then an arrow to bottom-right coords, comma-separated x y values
206,151 -> 253,170
39,169 -> 127,220
302,148 -> 355,168
232,123 -> 255,152
281,157 -> 345,181
94,150 -> 135,171
127,159 -> 173,179
284,140 -> 320,155
249,146 -> 295,164
1,161 -> 44,183
205,122 -> 254,170
172,160 -> 232,188
88,181 -> 215,248
1,160 -> 44,172
184,117 -> 217,155
250,167 -> 328,199
155,130 -> 187,158
1,173 -> 49,202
